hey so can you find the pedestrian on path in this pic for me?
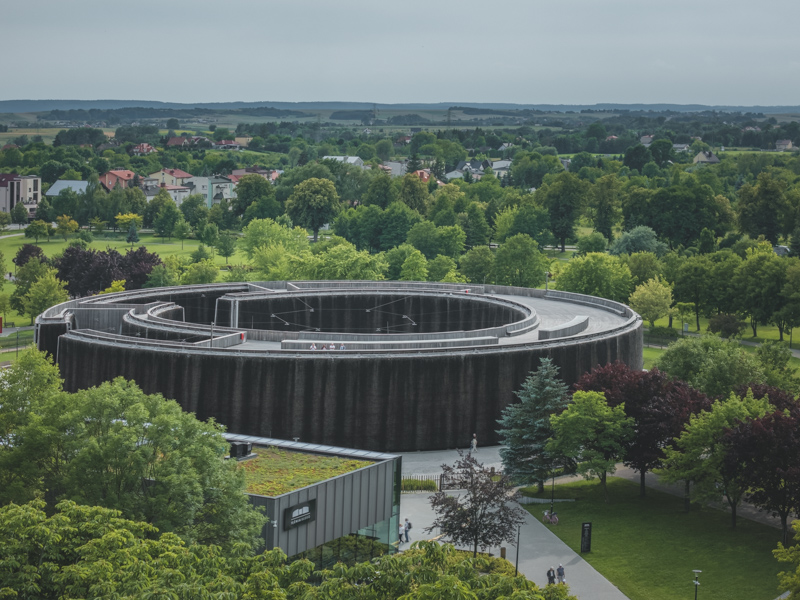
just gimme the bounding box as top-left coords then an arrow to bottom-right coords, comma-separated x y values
470,433 -> 477,453
404,518 -> 411,543
399,523 -> 405,544
547,566 -> 556,585
557,564 -> 565,584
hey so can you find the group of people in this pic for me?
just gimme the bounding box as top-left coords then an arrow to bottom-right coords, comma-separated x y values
398,518 -> 412,545
546,564 -> 566,585
308,342 -> 346,351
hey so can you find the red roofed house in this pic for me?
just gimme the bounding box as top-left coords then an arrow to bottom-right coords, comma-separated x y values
132,143 -> 157,156
99,170 -> 137,191
166,136 -> 190,147
411,169 -> 431,183
148,168 -> 193,186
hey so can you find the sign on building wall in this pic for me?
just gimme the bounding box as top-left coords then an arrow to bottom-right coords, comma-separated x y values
284,499 -> 317,530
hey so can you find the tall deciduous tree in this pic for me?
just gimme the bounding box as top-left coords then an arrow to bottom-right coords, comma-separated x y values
556,253 -> 633,303
573,362 -> 710,497
398,172 -> 428,212
285,177 -> 341,243
23,270 -> 68,322
24,220 -> 49,244
737,172 -> 792,244
11,201 -> 29,226
399,249 -> 428,281
733,251 -> 788,338
215,230 -> 237,263
654,335 -> 766,398
673,255 -> 713,331
494,233 -> 548,288
588,174 -> 621,241
459,246 -> 495,284
548,390 -> 633,502
497,358 -> 570,491
662,390 -> 772,527
426,453 -> 526,558
725,410 -> 800,545
537,172 -> 588,252
0,363 -> 266,551
628,277 -> 673,327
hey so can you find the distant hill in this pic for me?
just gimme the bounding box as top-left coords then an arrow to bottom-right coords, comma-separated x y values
2,99 -> 800,115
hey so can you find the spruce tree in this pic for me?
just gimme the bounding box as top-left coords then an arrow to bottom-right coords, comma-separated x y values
405,153 -> 422,174
127,223 -> 139,247
497,358 -> 569,492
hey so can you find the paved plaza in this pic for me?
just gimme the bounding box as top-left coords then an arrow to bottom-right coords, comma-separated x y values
398,445 -> 630,600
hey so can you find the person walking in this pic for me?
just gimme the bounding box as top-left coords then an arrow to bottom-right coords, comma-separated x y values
470,433 -> 478,453
557,564 -> 565,584
404,518 -> 411,543
547,566 -> 556,585
398,523 -> 405,544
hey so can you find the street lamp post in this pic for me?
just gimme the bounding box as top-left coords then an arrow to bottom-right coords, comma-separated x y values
693,569 -> 701,600
514,524 -> 521,576
550,473 -> 556,516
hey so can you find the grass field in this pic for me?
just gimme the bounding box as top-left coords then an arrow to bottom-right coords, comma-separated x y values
0,231 -> 248,267
649,313 -> 798,347
0,230 -> 250,324
522,478 -> 785,600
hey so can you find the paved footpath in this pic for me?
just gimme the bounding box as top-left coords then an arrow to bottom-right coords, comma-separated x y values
398,446 -> 630,600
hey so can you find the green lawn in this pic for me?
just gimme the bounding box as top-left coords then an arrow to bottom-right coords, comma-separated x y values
522,478 -> 785,600
0,231 -> 250,325
649,315 -> 797,347
642,346 -> 665,369
0,231 -> 248,267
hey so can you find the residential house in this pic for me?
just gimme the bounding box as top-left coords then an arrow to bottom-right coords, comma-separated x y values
0,174 -> 41,217
776,140 -> 794,151
96,140 -> 120,152
132,143 -> 157,156
446,159 -> 489,181
455,159 -> 490,173
166,136 -> 190,148
99,169 -> 137,191
672,144 -> 691,153
148,168 -> 194,187
231,166 -> 272,180
490,159 -> 513,179
559,158 -> 571,170
383,161 -> 406,177
234,136 -> 252,147
605,135 -> 618,141
693,151 -> 720,164
212,140 -> 241,150
743,126 -> 762,132
183,176 -> 236,208
498,142 -> 514,152
45,180 -> 89,197
142,181 -> 191,206
322,155 -> 365,168
640,135 -> 654,147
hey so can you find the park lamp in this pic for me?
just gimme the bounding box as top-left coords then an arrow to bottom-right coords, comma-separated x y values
692,570 -> 702,600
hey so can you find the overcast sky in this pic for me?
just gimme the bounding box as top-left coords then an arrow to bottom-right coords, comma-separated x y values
6,0 -> 800,106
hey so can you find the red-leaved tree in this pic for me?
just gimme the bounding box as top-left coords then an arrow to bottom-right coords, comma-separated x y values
573,361 -> 710,496
724,410 -> 800,546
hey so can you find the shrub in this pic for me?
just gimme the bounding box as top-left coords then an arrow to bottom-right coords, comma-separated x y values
708,313 -> 746,339
401,478 -> 438,492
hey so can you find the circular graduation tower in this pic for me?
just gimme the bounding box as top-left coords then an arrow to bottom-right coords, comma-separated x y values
36,281 -> 643,452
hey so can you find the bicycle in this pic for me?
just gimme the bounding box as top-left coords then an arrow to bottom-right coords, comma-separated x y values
542,510 -> 559,525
